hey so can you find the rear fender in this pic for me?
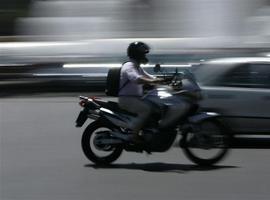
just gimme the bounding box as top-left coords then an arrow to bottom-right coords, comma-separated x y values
100,108 -> 134,129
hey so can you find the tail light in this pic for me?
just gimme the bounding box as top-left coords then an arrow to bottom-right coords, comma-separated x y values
89,96 -> 99,100
79,96 -> 89,107
79,100 -> 87,107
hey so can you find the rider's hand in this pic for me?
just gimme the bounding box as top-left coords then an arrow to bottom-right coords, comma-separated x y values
152,78 -> 165,83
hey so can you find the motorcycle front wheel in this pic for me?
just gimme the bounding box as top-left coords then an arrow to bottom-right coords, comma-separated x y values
181,119 -> 230,166
81,120 -> 123,165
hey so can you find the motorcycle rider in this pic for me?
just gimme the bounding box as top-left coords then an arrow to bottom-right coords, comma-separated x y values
119,41 -> 197,143
118,42 -> 163,143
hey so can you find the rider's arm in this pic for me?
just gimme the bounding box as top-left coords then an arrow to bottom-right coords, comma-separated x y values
136,67 -> 165,84
124,63 -> 164,84
136,76 -> 163,84
141,68 -> 155,79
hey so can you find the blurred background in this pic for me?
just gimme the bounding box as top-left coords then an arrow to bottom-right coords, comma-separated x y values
3,0 -> 270,40
2,2 -> 270,200
1,0 -> 270,93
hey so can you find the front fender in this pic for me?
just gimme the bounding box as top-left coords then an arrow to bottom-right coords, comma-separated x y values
188,112 -> 220,124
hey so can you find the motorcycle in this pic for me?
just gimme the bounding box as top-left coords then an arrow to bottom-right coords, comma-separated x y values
75,65 -> 231,166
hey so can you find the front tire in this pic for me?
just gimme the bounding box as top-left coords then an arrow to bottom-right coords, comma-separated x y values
181,119 -> 230,166
81,120 -> 123,165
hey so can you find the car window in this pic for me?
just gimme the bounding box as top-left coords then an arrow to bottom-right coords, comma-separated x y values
214,64 -> 252,87
214,63 -> 270,89
248,64 -> 270,88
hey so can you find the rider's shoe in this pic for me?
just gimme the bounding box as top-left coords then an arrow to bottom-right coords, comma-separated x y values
128,133 -> 144,144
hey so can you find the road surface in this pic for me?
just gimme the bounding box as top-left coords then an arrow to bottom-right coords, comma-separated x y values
1,95 -> 270,200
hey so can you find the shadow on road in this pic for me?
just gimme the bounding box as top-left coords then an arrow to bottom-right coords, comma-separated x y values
85,162 -> 237,173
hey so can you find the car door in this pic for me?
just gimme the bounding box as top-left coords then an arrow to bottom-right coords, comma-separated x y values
198,63 -> 270,134
243,63 -> 270,133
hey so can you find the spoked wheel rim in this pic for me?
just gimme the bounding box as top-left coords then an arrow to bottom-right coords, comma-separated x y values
185,129 -> 227,160
81,121 -> 123,165
89,127 -> 117,158
182,120 -> 229,166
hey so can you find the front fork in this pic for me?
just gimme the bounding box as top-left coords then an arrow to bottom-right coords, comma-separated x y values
178,123 -> 201,148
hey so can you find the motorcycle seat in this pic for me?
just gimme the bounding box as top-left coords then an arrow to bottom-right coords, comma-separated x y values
94,99 -> 137,117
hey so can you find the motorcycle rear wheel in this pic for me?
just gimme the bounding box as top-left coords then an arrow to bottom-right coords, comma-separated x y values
181,119 -> 230,166
81,120 -> 123,165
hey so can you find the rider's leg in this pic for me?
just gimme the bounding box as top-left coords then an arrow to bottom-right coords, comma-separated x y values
145,95 -> 191,129
159,100 -> 191,129
119,96 -> 152,141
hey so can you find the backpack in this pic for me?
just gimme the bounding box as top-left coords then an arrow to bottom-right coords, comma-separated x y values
105,62 -> 130,97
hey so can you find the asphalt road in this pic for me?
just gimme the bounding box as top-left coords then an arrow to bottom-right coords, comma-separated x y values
1,95 -> 270,200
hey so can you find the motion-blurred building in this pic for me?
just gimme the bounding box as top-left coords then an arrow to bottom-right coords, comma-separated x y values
15,0 -> 270,43
2,0 -> 270,64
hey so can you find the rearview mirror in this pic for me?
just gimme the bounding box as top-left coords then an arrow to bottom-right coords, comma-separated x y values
154,63 -> 161,72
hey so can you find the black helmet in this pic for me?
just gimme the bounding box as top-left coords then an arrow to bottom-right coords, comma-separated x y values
127,41 -> 150,64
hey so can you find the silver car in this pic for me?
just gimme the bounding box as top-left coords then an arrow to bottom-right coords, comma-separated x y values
193,57 -> 270,135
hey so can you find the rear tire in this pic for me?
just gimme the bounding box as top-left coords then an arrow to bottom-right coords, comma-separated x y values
81,120 -> 123,165
181,119 -> 230,166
